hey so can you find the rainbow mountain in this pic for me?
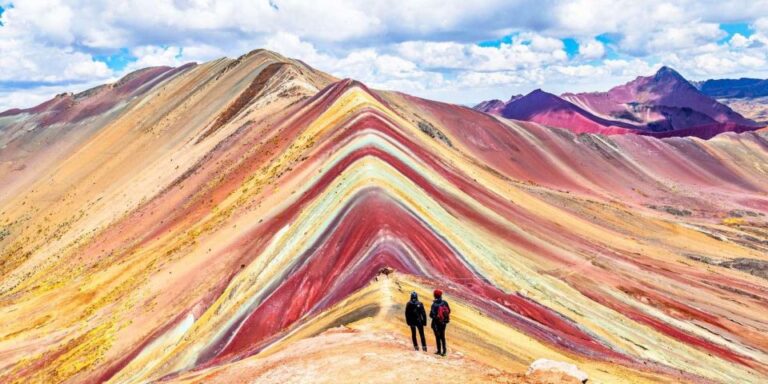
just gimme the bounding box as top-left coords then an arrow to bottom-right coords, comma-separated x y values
1,49 -> 768,383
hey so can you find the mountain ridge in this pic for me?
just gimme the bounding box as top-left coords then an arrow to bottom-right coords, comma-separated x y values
692,76 -> 768,125
476,66 -> 762,139
696,77 -> 768,99
1,49 -> 768,383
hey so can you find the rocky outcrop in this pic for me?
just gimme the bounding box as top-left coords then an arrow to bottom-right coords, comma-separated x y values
527,359 -> 588,383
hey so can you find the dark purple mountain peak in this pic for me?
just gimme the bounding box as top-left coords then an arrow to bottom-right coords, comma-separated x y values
653,66 -> 686,82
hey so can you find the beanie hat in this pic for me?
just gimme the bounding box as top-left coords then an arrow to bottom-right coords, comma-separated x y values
433,289 -> 443,298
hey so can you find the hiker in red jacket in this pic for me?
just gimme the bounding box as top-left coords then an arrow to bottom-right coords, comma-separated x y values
429,289 -> 451,356
404,291 -> 428,351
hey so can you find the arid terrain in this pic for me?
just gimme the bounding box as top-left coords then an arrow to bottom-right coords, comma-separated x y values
1,50 -> 767,383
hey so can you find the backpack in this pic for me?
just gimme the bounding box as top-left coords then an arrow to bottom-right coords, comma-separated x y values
436,302 -> 450,324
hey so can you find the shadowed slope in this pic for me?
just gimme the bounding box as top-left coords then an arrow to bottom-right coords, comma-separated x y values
563,67 -> 757,129
494,89 -> 637,135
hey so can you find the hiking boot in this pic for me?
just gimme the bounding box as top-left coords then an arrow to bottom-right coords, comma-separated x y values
422,346 -> 427,352
440,351 -> 447,356
413,345 -> 419,351
434,350 -> 442,355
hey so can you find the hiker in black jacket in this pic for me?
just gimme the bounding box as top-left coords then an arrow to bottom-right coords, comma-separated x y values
404,291 -> 428,351
429,289 -> 451,356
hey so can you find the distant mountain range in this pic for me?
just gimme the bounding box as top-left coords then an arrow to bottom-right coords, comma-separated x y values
691,77 -> 768,125
475,67 -> 765,139
695,78 -> 768,98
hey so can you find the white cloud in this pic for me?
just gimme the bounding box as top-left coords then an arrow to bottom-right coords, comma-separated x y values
755,17 -> 768,35
0,38 -> 111,83
455,71 -> 532,88
327,49 -> 445,92
0,2 -> 111,87
729,33 -> 751,48
645,23 -> 725,53
263,33 -> 327,64
578,39 -> 605,59
263,34 -> 444,94
6,0 -> 76,45
2,0 -> 768,111
124,46 -> 184,71
396,34 -> 567,72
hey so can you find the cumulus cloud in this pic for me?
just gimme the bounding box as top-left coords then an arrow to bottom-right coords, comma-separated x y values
124,46 -> 184,71
644,23 -> 725,53
396,34 -> 567,72
756,17 -> 768,34
577,39 -> 605,59
0,37 -> 111,83
1,0 -> 768,111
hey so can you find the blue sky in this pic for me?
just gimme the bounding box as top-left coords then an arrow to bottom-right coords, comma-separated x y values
720,22 -> 753,40
1,1 -> 768,110
93,48 -> 137,72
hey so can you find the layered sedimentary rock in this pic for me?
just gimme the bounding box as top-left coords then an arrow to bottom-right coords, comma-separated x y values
1,50 -> 768,383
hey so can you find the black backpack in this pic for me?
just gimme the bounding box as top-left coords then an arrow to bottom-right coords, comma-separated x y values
408,302 -> 422,318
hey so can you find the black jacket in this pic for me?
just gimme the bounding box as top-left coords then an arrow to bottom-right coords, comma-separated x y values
429,299 -> 451,326
405,300 -> 427,326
